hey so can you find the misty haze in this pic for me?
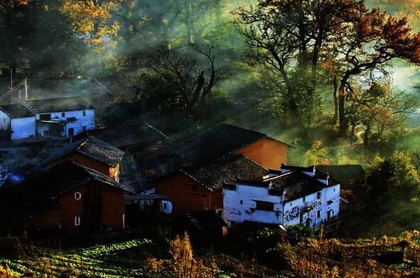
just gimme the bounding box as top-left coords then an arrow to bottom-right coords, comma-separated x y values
0,0 -> 419,277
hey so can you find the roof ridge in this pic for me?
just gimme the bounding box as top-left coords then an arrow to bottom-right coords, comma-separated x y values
239,154 -> 268,171
180,168 -> 207,188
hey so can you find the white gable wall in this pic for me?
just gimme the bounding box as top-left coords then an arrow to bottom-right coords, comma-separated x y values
36,109 -> 95,138
0,111 -> 11,130
284,191 -> 319,227
321,184 -> 340,221
223,180 -> 341,229
11,117 -> 36,140
223,183 -> 284,226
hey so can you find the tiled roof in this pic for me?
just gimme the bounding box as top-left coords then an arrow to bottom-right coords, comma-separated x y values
238,169 -> 338,202
181,154 -> 268,191
78,123 -> 168,149
270,171 -> 330,201
280,164 -> 340,184
0,104 -> 34,118
315,164 -> 365,184
77,136 -> 125,167
43,136 -> 125,167
24,97 -> 93,113
173,124 -> 272,163
0,161 -> 126,221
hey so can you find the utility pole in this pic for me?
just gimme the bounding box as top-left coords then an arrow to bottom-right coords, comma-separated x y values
24,78 -> 28,100
10,67 -> 13,90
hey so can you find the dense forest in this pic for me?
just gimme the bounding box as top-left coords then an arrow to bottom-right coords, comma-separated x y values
0,0 -> 419,233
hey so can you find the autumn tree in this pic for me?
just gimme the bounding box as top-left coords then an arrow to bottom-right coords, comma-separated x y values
346,81 -> 418,146
371,0 -> 420,32
333,7 -> 420,135
234,0 -> 363,127
60,0 -> 121,48
235,0 -> 420,132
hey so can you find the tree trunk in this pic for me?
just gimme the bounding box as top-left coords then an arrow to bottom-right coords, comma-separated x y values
363,124 -> 370,147
338,85 -> 346,135
333,75 -> 338,125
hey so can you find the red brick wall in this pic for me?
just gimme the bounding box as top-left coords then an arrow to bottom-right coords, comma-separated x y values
101,185 -> 125,229
238,138 -> 288,170
156,174 -> 222,215
28,183 -> 124,231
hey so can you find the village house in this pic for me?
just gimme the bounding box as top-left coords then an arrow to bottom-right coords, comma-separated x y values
26,97 -> 94,138
0,97 -> 94,140
76,122 -> 170,191
0,104 -> 36,140
166,123 -> 289,171
42,136 -> 125,182
155,154 -> 268,215
223,165 -> 340,230
0,161 -> 128,236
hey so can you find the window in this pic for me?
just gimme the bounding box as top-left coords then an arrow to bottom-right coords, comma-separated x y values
39,114 -> 51,121
74,216 -> 81,226
61,112 -> 65,117
290,202 -> 293,207
317,211 -> 321,218
255,201 -> 274,211
317,192 -> 321,199
74,192 -> 82,200
83,111 -> 86,116
303,196 -> 306,202
240,200 -> 243,205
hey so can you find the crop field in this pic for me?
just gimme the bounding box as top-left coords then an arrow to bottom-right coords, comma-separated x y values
0,238 -> 154,277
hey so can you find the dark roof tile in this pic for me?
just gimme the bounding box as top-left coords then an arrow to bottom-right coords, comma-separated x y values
182,154 -> 268,191
174,124 -> 273,163
0,104 -> 34,118
43,136 -> 125,167
24,97 -> 93,113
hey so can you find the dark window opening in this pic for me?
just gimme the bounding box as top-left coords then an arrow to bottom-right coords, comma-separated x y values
39,114 -> 51,121
255,201 -> 274,211
62,112 -> 65,117
317,192 -> 321,199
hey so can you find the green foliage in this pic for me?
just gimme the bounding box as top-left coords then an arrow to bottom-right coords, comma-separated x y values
304,140 -> 330,166
368,150 -> 420,202
286,225 -> 314,246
